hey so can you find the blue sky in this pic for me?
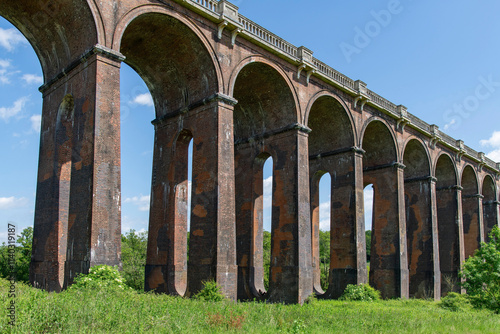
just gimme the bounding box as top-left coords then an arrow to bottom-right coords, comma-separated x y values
1,0 -> 500,242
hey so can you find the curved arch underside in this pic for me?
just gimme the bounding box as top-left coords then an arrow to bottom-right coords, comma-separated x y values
362,120 -> 397,168
308,95 -> 354,155
0,0 -> 98,80
120,12 -> 218,119
403,140 -> 430,178
233,62 -> 297,141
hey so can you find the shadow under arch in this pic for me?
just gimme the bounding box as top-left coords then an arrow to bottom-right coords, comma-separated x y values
482,174 -> 498,241
120,10 -> 237,299
435,153 -> 462,296
461,165 -> 481,259
0,0 -> 99,81
403,138 -> 440,299
233,60 -> 312,304
307,94 -> 366,299
361,119 -> 408,299
119,11 -> 221,119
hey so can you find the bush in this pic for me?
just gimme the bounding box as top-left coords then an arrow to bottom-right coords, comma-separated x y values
121,229 -> 148,290
69,265 -> 130,291
193,280 -> 226,302
460,226 -> 500,313
339,283 -> 381,301
0,226 -> 32,284
439,292 -> 472,312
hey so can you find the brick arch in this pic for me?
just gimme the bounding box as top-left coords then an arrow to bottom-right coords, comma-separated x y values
229,56 -> 301,127
361,118 -> 399,168
306,92 -> 361,298
482,174 -> 498,241
232,60 -> 299,140
117,9 -> 222,119
304,90 -> 356,139
403,138 -> 431,179
434,153 -> 458,187
361,118 -> 407,299
435,153 -> 461,296
461,165 -> 479,194
403,138 -> 437,298
306,92 -> 356,154
0,0 -> 99,81
461,165 -> 481,259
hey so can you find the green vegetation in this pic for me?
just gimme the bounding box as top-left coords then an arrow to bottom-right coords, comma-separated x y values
193,280 -> 227,302
2,277 -> 499,333
0,227 -> 32,284
339,283 -> 381,302
460,226 -> 500,313
69,265 -> 130,291
121,230 -> 148,290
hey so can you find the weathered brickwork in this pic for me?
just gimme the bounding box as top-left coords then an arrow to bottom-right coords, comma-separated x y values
2,0 -> 498,303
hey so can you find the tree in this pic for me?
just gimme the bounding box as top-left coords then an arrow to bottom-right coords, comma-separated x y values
319,230 -> 330,291
0,226 -> 32,283
263,231 -> 271,290
460,226 -> 500,312
121,229 -> 148,290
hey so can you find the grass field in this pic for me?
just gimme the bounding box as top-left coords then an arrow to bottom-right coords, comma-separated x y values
1,278 -> 499,333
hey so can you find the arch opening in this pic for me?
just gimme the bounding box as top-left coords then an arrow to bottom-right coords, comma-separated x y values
307,94 -> 360,298
233,60 -> 306,303
435,154 -> 460,296
362,120 -> 403,299
482,175 -> 497,242
461,165 -> 481,259
120,12 -> 219,119
403,139 -> 436,299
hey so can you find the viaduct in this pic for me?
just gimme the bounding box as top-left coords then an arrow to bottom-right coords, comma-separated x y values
2,0 -> 499,304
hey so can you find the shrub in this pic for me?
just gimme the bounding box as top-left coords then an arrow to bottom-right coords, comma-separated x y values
439,292 -> 472,312
339,283 -> 381,301
193,280 -> 226,302
0,226 -> 32,284
121,229 -> 148,290
460,226 -> 500,313
69,265 -> 130,291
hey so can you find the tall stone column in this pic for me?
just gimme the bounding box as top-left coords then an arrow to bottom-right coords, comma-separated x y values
462,193 -> 483,259
483,200 -> 500,241
364,163 -> 408,299
267,127 -> 313,304
145,94 -> 237,300
31,46 -> 123,291
323,149 -> 367,299
405,176 -> 440,299
437,184 -> 462,295
64,47 -> 123,287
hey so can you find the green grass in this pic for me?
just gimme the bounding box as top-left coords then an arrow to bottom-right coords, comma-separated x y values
1,278 -> 499,333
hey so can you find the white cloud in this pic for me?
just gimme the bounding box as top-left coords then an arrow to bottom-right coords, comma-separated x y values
22,74 -> 43,85
480,131 -> 500,162
0,97 -> 29,121
124,195 -> 151,211
0,28 -> 27,51
0,197 -> 29,210
30,114 -> 41,133
263,176 -> 272,209
485,149 -> 500,162
0,59 -> 11,84
364,186 -> 374,231
480,131 -> 500,148
319,201 -> 331,231
443,119 -> 456,131
131,93 -> 154,107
